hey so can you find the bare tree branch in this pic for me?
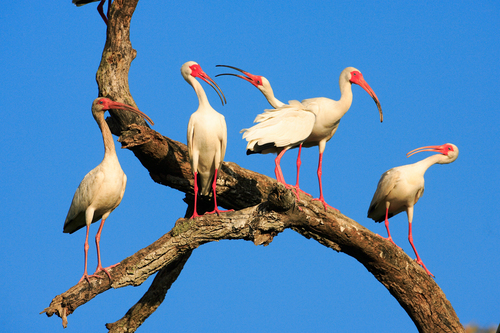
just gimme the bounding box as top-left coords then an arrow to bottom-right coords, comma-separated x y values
42,0 -> 465,332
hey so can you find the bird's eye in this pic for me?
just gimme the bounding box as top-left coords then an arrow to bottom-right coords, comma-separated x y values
257,80 -> 261,84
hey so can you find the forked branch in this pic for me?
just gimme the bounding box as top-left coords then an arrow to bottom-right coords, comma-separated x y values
42,0 -> 464,332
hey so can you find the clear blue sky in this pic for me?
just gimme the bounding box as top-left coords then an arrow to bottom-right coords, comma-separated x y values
1,1 -> 499,332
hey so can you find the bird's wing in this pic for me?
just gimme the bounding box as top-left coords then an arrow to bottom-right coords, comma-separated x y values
187,115 -> 196,161
252,100 -> 305,123
367,168 -> 401,221
219,115 -> 228,169
63,167 -> 105,233
241,101 -> 316,151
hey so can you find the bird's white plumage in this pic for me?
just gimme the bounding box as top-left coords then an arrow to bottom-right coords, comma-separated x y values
368,144 -> 459,222
63,101 -> 127,234
187,109 -> 227,195
241,100 -> 316,154
367,165 -> 425,222
240,67 -> 381,155
182,61 -> 227,198
366,143 -> 459,276
64,157 -> 126,234
219,65 -> 382,210
63,97 -> 153,282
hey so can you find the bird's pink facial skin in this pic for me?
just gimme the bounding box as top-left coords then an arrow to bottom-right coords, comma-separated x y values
189,64 -> 226,105
406,144 -> 454,158
349,71 -> 380,102
240,72 -> 263,88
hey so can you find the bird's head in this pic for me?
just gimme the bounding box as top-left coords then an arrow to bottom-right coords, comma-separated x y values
215,65 -> 269,90
407,143 -> 459,164
343,67 -> 383,123
181,61 -> 226,106
92,97 -> 154,126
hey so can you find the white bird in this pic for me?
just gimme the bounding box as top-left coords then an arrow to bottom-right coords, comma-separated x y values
215,66 -> 310,198
216,65 -> 383,211
64,97 -> 154,283
182,61 -> 230,219
367,143 -> 459,277
72,0 -> 109,24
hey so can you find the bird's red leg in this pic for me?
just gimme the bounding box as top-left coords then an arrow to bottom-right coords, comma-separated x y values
289,144 -> 311,200
408,222 -> 434,277
190,172 -> 201,219
312,152 -> 338,211
206,169 -> 233,216
78,224 -> 93,283
92,218 -> 119,280
97,0 -> 108,25
380,207 -> 399,246
274,149 -> 288,185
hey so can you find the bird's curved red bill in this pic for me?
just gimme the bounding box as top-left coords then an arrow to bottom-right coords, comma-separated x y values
356,78 -> 383,123
406,144 -> 449,158
190,65 -> 226,106
108,101 -> 155,126
215,65 -> 263,88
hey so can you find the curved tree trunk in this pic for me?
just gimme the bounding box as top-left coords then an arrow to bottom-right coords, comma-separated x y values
41,1 -> 464,332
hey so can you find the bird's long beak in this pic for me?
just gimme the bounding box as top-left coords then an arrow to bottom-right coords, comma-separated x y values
406,144 -> 447,158
351,73 -> 383,123
359,80 -> 383,123
215,65 -> 262,88
194,69 -> 227,106
107,101 -> 155,126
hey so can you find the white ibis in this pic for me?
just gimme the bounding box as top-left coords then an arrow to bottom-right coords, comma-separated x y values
217,66 -> 383,210
367,143 -> 459,277
215,66 -> 312,201
72,0 -> 110,24
64,97 -> 154,283
182,61 -> 230,219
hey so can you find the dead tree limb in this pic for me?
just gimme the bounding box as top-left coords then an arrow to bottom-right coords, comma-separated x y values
42,0 -> 464,332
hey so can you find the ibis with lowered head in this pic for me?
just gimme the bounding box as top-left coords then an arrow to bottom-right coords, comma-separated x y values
367,143 -> 459,277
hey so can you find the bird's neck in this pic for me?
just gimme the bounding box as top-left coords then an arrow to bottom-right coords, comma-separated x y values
337,80 -> 354,116
267,95 -> 285,109
262,88 -> 285,109
95,113 -> 117,158
192,79 -> 212,111
413,154 -> 445,175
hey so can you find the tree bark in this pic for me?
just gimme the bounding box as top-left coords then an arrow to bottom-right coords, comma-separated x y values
41,1 -> 464,332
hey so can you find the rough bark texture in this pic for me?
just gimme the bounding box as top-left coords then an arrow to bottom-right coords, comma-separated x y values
42,1 -> 465,332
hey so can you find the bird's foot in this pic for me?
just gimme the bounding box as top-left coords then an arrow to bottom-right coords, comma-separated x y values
189,212 -> 201,219
287,184 -> 312,201
78,272 -> 103,284
415,259 -> 434,277
206,208 -> 234,216
376,234 -> 402,249
312,197 -> 339,212
93,262 -> 120,280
